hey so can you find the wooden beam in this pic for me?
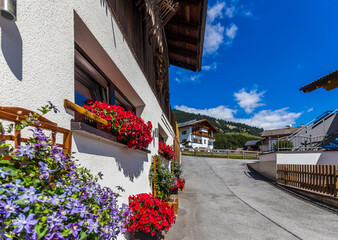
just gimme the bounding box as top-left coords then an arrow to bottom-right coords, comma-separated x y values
168,20 -> 199,31
64,99 -> 108,126
174,0 -> 201,7
168,46 -> 197,58
169,58 -> 197,72
167,34 -> 199,46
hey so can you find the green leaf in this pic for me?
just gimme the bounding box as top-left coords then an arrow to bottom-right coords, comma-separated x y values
13,199 -> 26,206
79,231 -> 88,240
35,224 -> 49,239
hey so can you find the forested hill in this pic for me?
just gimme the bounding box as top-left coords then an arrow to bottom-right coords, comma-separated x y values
173,109 -> 263,136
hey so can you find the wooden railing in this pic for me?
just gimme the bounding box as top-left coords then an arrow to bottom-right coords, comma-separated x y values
181,148 -> 260,160
277,164 -> 338,197
0,106 -> 72,157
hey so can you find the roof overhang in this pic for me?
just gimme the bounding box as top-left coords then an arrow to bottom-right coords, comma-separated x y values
300,70 -> 338,93
165,0 -> 208,72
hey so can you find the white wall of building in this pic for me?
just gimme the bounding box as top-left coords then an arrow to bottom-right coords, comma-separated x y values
0,0 -> 175,227
258,151 -> 338,181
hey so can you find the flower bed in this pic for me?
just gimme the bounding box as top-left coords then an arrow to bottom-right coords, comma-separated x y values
83,100 -> 153,150
0,105 -> 130,239
158,142 -> 175,161
126,193 -> 175,237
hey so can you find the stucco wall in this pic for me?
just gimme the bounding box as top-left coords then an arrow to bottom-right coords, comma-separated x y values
0,0 -> 174,228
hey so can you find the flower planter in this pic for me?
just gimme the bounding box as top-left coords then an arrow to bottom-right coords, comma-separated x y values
170,188 -> 178,194
168,197 -> 179,216
133,231 -> 161,240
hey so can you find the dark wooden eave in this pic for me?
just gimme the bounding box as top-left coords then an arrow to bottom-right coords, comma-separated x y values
165,0 -> 208,72
300,70 -> 338,93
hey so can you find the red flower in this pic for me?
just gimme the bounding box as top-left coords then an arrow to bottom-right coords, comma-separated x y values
83,100 -> 153,149
126,193 -> 175,234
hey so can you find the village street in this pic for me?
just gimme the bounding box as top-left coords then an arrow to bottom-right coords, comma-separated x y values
166,156 -> 338,240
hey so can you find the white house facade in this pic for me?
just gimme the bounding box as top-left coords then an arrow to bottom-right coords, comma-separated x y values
178,119 -> 218,150
0,2 -> 207,237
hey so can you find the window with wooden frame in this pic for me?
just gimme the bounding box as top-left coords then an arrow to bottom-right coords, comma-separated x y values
74,45 -> 135,113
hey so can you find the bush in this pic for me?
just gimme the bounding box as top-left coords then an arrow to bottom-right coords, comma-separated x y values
158,142 -> 175,161
0,104 -> 130,240
149,156 -> 175,201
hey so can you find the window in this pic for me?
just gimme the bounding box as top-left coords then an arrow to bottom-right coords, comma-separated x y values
204,140 -> 206,144
75,45 -> 135,113
182,130 -> 187,135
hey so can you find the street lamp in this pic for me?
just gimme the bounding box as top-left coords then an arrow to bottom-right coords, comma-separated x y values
0,0 -> 16,21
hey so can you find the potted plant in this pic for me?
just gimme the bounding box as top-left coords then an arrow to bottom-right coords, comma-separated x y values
0,104 -> 131,239
158,142 -> 175,161
83,100 -> 153,150
126,193 -> 175,240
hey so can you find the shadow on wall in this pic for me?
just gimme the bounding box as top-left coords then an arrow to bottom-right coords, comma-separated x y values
73,133 -> 149,182
99,0 -> 117,48
0,18 -> 22,80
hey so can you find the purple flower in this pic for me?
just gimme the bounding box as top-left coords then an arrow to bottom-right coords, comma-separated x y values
12,213 -> 38,234
98,171 -> 104,180
19,186 -> 40,203
48,101 -> 59,113
38,162 -> 55,180
15,145 -> 35,159
86,219 -> 99,233
0,167 -> 11,178
0,200 -> 19,218
46,212 -> 63,229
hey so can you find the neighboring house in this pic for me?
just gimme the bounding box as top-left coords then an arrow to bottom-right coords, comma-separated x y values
244,140 -> 263,151
178,119 -> 218,150
260,127 -> 301,152
0,0 -> 207,211
300,69 -> 338,92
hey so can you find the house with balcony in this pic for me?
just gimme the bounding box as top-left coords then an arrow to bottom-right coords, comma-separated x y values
0,0 -> 207,214
178,119 -> 218,150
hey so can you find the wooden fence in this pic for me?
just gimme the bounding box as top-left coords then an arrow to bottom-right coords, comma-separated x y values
0,106 -> 72,157
277,164 -> 338,197
181,148 -> 260,160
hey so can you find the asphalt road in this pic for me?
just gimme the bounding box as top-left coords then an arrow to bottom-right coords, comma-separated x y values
165,156 -> 338,240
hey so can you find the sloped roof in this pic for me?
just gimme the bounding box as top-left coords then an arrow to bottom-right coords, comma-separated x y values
165,0 -> 208,71
300,70 -> 338,92
261,127 -> 301,137
178,119 -> 218,133
244,140 -> 262,146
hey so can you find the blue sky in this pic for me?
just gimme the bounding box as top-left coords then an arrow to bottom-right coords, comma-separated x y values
169,0 -> 338,130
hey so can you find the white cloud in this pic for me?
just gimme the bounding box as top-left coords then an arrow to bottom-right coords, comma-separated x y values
225,6 -> 236,18
239,108 -> 302,129
225,23 -> 238,45
175,105 -> 302,130
243,10 -> 253,17
204,22 -> 225,54
202,62 -> 218,71
175,72 -> 202,84
207,2 -> 226,22
175,105 -> 236,120
307,107 -> 314,112
234,88 -> 265,113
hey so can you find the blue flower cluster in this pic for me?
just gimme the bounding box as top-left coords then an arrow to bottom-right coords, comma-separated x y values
0,126 -> 131,239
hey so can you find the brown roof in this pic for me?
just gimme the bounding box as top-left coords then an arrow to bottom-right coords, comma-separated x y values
261,127 -> 302,137
178,119 -> 219,133
165,0 -> 208,72
300,70 -> 338,92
